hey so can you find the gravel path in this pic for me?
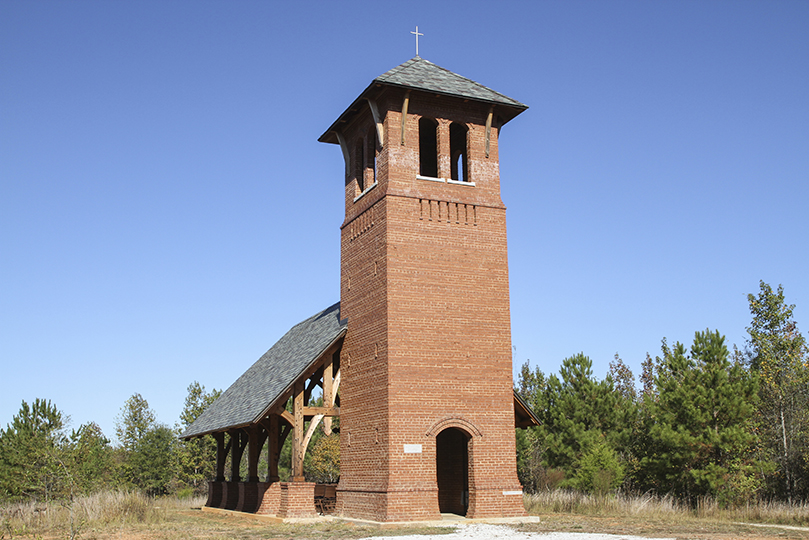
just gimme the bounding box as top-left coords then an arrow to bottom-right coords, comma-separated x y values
359,523 -> 675,540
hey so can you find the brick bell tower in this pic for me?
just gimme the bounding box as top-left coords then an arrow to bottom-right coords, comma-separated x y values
319,57 -> 528,522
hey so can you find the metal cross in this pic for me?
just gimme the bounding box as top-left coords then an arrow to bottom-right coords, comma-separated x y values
411,26 -> 423,57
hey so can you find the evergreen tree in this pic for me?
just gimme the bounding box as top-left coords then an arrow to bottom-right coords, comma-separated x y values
746,281 -> 809,500
66,422 -> 115,494
535,354 -> 635,490
635,330 -> 764,504
0,399 -> 67,502
128,425 -> 176,495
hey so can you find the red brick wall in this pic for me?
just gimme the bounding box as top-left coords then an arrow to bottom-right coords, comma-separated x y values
337,88 -> 525,521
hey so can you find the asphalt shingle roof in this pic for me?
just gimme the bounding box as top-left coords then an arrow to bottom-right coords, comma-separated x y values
319,57 -> 527,144
375,57 -> 527,109
182,302 -> 346,438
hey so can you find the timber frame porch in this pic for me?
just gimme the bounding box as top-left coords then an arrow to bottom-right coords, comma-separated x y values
182,303 -> 346,517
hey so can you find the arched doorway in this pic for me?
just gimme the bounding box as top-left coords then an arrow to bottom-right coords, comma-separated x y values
435,427 -> 470,515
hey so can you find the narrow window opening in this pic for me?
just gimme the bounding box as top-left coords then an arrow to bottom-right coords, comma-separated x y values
419,117 -> 438,178
366,127 -> 377,188
450,122 -> 469,182
355,138 -> 365,193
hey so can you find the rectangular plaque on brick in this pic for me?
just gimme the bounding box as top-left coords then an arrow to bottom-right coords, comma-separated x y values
403,444 -> 422,454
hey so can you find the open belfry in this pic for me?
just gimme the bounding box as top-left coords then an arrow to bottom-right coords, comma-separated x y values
182,56 -> 536,522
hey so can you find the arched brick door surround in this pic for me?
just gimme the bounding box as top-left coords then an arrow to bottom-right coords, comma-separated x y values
425,417 -> 483,438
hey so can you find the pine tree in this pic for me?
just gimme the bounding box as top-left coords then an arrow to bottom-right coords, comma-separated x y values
635,330 -> 764,504
537,354 -> 635,490
0,399 -> 67,502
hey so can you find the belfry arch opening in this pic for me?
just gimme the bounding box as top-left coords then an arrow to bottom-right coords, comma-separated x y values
449,122 -> 468,182
435,427 -> 471,516
419,117 -> 438,178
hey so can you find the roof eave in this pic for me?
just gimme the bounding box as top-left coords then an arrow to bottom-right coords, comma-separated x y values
318,80 -> 528,145
318,81 -> 380,145
180,327 -> 347,441
252,327 -> 347,424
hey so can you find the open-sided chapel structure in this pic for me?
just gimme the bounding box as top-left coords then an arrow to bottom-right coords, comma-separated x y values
183,56 -> 537,522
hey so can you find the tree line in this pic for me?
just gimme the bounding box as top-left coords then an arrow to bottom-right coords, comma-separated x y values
0,382 -> 223,502
3,280 -> 805,508
516,281 -> 809,505
0,380 -> 340,503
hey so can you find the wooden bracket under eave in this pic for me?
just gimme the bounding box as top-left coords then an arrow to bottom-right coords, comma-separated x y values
366,98 -> 384,148
485,106 -> 494,158
400,90 -> 410,145
336,131 -> 350,179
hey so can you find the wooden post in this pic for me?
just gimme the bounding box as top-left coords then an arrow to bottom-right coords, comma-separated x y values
323,354 -> 334,436
268,415 -> 280,482
230,430 -> 245,482
246,426 -> 260,483
214,432 -> 226,482
292,380 -> 305,482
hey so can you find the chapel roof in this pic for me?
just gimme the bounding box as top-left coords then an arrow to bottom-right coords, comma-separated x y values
182,302 -> 346,439
319,57 -> 527,144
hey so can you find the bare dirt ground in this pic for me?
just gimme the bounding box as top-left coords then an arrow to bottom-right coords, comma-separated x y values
19,509 -> 809,540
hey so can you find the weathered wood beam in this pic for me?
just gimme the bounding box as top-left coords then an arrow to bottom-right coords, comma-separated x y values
400,91 -> 410,145
278,409 -> 294,427
336,132 -> 350,179
323,354 -> 334,435
263,416 -> 279,482
214,432 -> 226,482
485,106 -> 494,158
302,406 -> 340,416
246,426 -> 263,483
229,430 -> 246,482
367,98 -> 384,148
292,380 -> 305,482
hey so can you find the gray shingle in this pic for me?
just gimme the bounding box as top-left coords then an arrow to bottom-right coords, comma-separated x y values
375,57 -> 527,109
182,302 -> 346,438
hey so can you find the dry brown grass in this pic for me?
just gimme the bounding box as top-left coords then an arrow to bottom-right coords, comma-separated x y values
521,490 -> 809,540
4,490 -> 809,540
524,489 -> 809,526
0,491 -> 450,539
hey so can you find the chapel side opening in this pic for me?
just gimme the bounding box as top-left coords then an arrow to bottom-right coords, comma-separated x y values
435,427 -> 470,516
419,117 -> 439,178
449,122 -> 468,182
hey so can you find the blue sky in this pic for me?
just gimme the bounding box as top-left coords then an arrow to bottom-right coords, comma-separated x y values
2,1 -> 807,441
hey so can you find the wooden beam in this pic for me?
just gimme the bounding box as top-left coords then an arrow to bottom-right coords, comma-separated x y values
214,432 -> 226,482
323,354 -> 334,436
278,409 -> 294,427
485,106 -> 494,158
367,98 -> 384,148
336,132 -> 350,179
266,416 -> 280,482
302,406 -> 340,416
400,91 -> 410,145
292,380 -> 305,482
246,426 -> 260,482
229,430 -> 246,482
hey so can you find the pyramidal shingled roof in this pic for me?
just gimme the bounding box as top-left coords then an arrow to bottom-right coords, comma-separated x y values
182,302 -> 346,438
319,57 -> 526,144
375,57 -> 527,109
